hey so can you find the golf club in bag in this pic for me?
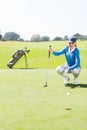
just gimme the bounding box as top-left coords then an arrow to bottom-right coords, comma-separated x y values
7,47 -> 30,68
44,45 -> 51,87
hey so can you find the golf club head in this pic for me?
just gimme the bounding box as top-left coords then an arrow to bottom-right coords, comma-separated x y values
44,82 -> 48,87
24,47 -> 30,53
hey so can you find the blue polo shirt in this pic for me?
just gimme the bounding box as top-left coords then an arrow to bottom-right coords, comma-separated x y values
52,46 -> 81,70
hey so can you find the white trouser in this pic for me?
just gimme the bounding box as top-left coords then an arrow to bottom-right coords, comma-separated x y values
56,65 -> 81,78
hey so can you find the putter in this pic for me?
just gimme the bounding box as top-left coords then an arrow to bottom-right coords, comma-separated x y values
44,45 -> 51,87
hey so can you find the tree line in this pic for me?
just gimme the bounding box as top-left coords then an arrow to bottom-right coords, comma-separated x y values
0,31 -> 87,42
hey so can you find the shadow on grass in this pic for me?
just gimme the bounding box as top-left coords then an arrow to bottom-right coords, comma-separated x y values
8,68 -> 37,69
65,83 -> 87,89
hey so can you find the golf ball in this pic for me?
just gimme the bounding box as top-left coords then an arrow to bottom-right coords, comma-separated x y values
67,92 -> 70,96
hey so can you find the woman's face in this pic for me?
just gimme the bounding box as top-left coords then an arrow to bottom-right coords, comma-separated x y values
69,42 -> 76,47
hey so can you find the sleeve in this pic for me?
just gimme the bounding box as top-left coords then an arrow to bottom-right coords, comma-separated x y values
69,49 -> 80,70
52,46 -> 68,56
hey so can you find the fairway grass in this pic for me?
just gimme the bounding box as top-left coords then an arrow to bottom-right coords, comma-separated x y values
0,69 -> 87,130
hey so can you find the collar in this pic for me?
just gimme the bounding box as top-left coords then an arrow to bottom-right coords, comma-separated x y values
68,47 -> 76,53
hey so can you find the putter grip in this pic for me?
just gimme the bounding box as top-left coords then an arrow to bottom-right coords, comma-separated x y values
48,45 -> 51,58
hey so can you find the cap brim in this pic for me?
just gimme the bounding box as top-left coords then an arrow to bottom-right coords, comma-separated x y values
68,40 -> 73,43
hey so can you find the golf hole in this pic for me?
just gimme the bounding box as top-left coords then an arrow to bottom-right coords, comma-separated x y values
65,108 -> 72,110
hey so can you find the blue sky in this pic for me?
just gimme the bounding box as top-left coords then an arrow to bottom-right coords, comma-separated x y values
0,0 -> 87,40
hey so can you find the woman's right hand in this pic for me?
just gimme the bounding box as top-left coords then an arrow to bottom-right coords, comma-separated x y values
48,47 -> 53,53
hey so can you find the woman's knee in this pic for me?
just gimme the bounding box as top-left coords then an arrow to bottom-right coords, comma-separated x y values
56,66 -> 64,75
72,68 -> 81,77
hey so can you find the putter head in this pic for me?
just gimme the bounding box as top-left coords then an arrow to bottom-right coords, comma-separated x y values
44,82 -> 47,87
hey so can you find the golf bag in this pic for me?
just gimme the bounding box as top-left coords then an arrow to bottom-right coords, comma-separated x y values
7,47 -> 30,68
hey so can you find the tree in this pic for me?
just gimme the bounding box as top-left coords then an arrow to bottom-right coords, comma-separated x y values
30,34 -> 40,42
3,32 -> 20,41
63,35 -> 68,40
40,36 -> 50,41
73,33 -> 87,40
0,30 -> 2,40
0,34 -> 2,40
53,36 -> 62,41
18,37 -> 24,41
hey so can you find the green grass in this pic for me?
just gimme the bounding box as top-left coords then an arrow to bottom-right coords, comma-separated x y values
0,41 -> 87,130
0,69 -> 87,130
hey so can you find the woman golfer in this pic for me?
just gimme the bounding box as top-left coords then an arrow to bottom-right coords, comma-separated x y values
49,37 -> 81,85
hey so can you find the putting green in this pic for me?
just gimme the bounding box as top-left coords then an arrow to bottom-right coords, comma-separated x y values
0,69 -> 87,130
